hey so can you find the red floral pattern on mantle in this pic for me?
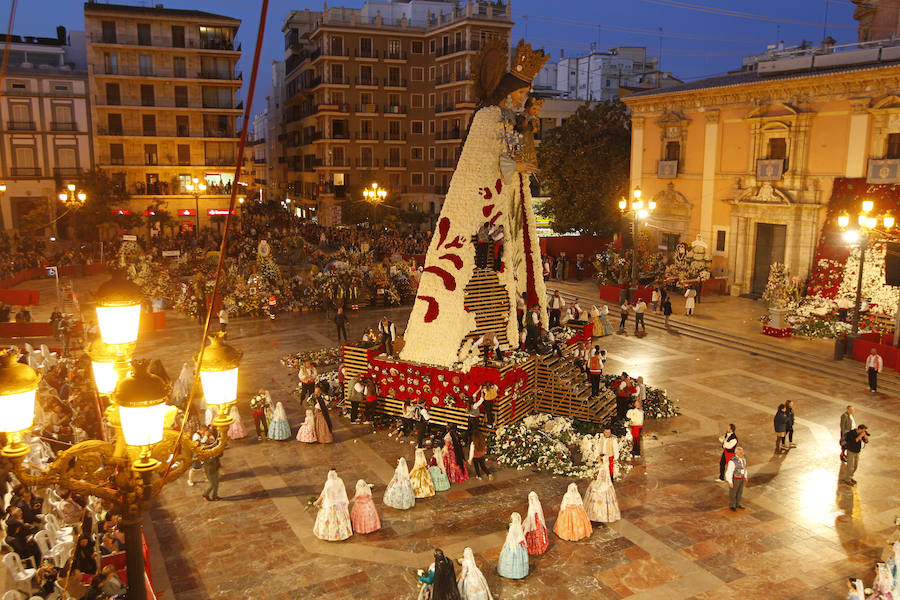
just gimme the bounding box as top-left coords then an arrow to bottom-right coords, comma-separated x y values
368,356 -> 529,409
762,325 -> 792,338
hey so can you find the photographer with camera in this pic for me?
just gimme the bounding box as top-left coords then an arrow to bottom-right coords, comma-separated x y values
842,424 -> 869,485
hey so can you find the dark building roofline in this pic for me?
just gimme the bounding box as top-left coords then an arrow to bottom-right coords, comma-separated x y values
83,2 -> 239,23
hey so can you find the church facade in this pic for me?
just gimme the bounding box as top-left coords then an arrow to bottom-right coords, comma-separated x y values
623,47 -> 900,296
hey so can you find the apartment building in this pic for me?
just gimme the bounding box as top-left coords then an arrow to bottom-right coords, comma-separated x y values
0,27 -> 91,232
84,2 -> 241,234
279,0 -> 513,226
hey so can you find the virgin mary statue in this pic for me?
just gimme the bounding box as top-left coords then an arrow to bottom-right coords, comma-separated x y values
400,40 -> 550,367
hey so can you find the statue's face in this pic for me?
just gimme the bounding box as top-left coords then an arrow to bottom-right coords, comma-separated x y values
506,87 -> 529,110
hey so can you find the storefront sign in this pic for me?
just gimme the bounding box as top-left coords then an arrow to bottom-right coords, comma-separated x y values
207,209 -> 236,215
178,209 -> 197,216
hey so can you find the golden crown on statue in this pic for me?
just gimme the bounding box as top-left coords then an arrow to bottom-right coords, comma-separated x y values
510,39 -> 549,83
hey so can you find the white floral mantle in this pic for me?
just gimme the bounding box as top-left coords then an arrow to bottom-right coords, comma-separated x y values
400,106 -> 548,367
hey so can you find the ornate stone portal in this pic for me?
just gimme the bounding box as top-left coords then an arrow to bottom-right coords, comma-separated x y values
726,183 -> 824,296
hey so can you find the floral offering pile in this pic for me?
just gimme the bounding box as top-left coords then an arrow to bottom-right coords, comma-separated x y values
602,374 -> 678,419
489,414 -> 635,480
280,348 -> 344,371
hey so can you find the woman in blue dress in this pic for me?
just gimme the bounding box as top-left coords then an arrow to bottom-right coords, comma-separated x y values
599,305 -> 615,336
497,512 -> 529,580
384,457 -> 416,510
429,446 -> 451,492
267,401 -> 291,440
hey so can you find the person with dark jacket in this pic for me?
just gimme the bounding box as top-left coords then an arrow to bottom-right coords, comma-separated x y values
774,404 -> 788,454
334,306 -> 350,342
73,536 -> 97,574
784,400 -> 797,449
4,519 -> 41,566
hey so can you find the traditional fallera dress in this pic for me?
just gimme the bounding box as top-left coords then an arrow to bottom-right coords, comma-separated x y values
349,479 -> 381,534
296,409 -> 317,443
226,405 -> 247,440
429,447 -> 451,492
583,465 -> 621,523
417,562 -> 435,600
314,397 -> 334,444
553,483 -> 593,541
312,470 -> 352,542
410,448 -> 436,499
384,457 -> 416,510
457,547 -> 493,600
497,512 -> 529,580
443,432 -> 469,483
267,402 -> 291,440
523,491 -> 549,555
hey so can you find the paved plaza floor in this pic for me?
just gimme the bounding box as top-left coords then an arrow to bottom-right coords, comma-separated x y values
6,273 -> 900,599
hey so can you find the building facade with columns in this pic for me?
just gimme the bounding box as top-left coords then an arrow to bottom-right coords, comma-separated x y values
623,44 -> 900,296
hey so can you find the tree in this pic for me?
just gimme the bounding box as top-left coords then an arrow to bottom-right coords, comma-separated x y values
536,100 -> 631,236
59,169 -> 142,241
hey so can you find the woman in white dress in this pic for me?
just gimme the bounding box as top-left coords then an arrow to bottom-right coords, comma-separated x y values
383,457 -> 416,510
583,464 -> 621,523
458,547 -> 493,600
312,470 -> 352,541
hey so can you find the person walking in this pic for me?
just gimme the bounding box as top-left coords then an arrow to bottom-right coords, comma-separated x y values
716,424 -> 738,482
298,360 -> 317,406
633,299 -> 647,334
773,404 -> 788,454
651,287 -> 660,313
619,300 -> 630,331
842,424 -> 869,485
725,446 -> 747,511
588,350 -> 604,397
217,307 -> 229,332
839,405 -> 855,463
866,348 -> 883,392
202,454 -> 221,501
661,295 -> 673,328
334,306 -> 350,342
249,390 -> 271,442
784,400 -> 797,448
684,287 -> 696,316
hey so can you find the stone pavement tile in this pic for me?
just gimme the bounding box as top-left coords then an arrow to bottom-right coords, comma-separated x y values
596,556 -> 680,594
698,563 -> 746,583
677,539 -> 724,560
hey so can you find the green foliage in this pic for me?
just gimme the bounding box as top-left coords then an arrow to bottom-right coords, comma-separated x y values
61,169 -> 142,240
536,100 -> 631,236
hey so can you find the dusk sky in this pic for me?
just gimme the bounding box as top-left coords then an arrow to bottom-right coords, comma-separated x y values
13,0 -> 858,116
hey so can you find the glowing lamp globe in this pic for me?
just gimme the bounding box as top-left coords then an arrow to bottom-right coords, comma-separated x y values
0,351 -> 41,458
618,199 -> 627,210
95,272 -> 143,345
861,199 -> 874,213
87,340 -> 134,395
112,361 -> 170,471
837,213 -> 850,228
196,333 -> 242,428
633,188 -> 642,200
632,200 -> 643,211
884,214 -> 895,229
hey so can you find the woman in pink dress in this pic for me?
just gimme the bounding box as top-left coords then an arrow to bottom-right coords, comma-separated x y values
226,405 -> 247,440
296,409 -> 317,443
443,426 -> 469,484
349,479 -> 381,534
523,491 -> 549,555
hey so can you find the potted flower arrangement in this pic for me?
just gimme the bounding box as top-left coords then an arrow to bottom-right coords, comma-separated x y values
761,263 -> 798,334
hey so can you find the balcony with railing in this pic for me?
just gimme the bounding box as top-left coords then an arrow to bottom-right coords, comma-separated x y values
434,158 -> 457,169
384,50 -> 408,61
434,129 -> 462,141
353,48 -> 379,59
50,121 -> 79,132
53,167 -> 83,177
313,157 -> 351,168
384,105 -> 407,115
89,32 -> 239,52
383,131 -> 407,141
433,184 -> 450,194
94,94 -> 242,111
383,78 -> 408,89
10,167 -> 42,177
314,48 -> 351,59
315,75 -> 351,87
354,76 -> 379,87
354,103 -> 380,114
355,131 -> 380,141
435,41 -> 481,58
7,120 -> 36,131
355,158 -> 380,168
435,71 -> 470,86
316,103 -> 351,114
384,158 -> 408,168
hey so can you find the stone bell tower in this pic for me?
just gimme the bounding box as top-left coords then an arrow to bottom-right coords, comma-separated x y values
853,0 -> 900,43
